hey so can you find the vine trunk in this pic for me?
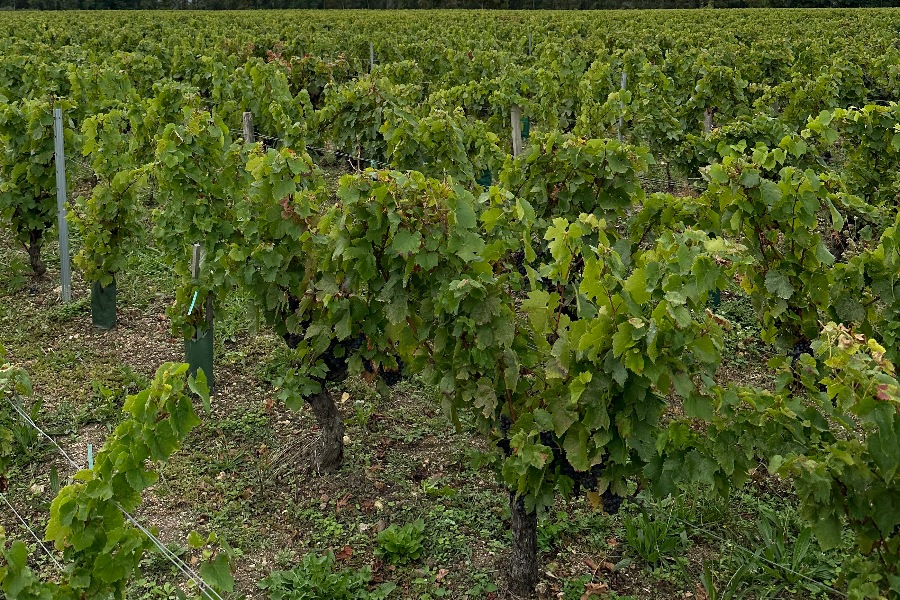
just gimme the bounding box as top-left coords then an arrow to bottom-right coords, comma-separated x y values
507,491 -> 539,597
306,389 -> 344,473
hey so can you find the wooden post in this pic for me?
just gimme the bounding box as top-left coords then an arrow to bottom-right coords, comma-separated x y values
191,243 -> 201,280
242,112 -> 255,144
703,109 -> 713,135
52,108 -> 71,303
369,41 -> 374,72
618,72 -> 627,143
528,32 -> 532,56
205,294 -> 214,327
511,105 -> 523,158
190,243 -> 213,326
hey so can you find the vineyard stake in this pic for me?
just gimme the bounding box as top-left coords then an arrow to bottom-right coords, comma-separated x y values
242,112 -> 255,144
187,242 -> 214,390
190,241 -> 213,327
191,243 -> 201,279
370,41 -> 374,72
511,104 -> 523,158
618,72 -> 627,143
52,108 -> 72,303
528,32 -> 532,56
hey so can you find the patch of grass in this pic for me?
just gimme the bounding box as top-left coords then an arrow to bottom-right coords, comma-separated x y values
47,296 -> 90,322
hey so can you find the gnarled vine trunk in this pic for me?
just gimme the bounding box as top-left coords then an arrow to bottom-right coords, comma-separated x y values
507,491 -> 539,597
305,389 -> 344,473
281,321 -> 346,474
26,230 -> 46,276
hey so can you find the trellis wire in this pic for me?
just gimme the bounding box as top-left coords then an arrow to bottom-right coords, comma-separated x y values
0,493 -> 64,572
228,127 -> 392,168
639,502 -> 848,598
2,395 -> 228,600
68,157 -> 95,173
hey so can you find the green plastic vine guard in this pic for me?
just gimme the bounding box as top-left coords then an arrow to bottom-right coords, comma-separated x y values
90,277 -> 116,329
476,168 -> 492,187
521,117 -> 530,140
185,326 -> 214,391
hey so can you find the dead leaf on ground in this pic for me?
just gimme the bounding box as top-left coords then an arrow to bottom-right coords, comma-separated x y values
334,545 -> 353,561
435,568 -> 449,583
336,493 -> 351,512
694,583 -> 709,600
580,581 -> 610,600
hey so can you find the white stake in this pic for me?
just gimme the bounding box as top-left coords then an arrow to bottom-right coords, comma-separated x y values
52,108 -> 71,303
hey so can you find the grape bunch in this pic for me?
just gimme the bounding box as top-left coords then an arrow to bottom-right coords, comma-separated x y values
347,333 -> 366,352
379,357 -> 404,386
321,338 -> 351,382
509,249 -> 528,276
540,431 -> 605,496
497,414 -> 513,456
362,353 -> 405,386
789,339 -> 813,371
601,489 -> 624,515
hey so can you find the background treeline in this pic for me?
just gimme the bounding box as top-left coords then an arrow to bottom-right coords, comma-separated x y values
3,0 -> 898,10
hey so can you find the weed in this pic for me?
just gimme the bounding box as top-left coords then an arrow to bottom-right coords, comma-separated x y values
623,508 -> 689,565
10,398 -> 43,461
700,560 -> 754,600
750,510 -> 838,596
538,511 -> 570,552
376,518 -> 425,565
0,255 -> 28,294
47,296 -> 90,322
258,551 -> 395,600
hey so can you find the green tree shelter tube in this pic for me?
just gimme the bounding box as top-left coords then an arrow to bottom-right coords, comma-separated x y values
185,325 -> 214,391
90,278 -> 116,329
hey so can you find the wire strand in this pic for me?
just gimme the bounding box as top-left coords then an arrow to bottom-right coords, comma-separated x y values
4,397 -> 81,472
2,395 -> 228,600
0,494 -> 64,572
654,507 -> 848,598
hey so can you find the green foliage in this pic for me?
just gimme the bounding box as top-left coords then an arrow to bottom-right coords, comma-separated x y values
375,519 -> 426,565
702,142 -> 852,347
0,363 -> 222,600
499,132 -> 652,223
828,207 -> 900,363
779,325 -> 900,595
312,74 -> 420,163
258,551 -> 396,600
69,109 -> 148,286
0,343 -> 32,482
382,106 -> 503,183
622,509 -> 689,565
153,107 -> 249,338
0,97 -> 76,275
751,511 -> 836,595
